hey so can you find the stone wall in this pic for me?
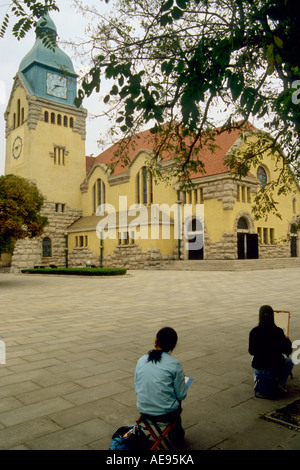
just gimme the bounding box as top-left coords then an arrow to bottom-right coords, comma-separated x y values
10,201 -> 82,273
259,243 -> 290,258
104,245 -> 175,270
68,244 -> 175,270
204,232 -> 237,260
68,247 -> 100,268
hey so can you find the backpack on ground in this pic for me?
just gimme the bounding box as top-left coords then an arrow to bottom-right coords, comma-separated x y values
109,424 -> 151,450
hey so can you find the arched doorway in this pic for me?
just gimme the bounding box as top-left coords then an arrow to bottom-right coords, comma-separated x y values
237,216 -> 258,259
290,224 -> 298,257
186,217 -> 204,260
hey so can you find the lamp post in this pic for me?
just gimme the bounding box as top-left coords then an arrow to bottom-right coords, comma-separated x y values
177,191 -> 181,260
100,231 -> 103,268
65,232 -> 68,268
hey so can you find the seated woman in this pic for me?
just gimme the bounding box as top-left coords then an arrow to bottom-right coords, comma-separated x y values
134,327 -> 187,445
249,305 -> 294,392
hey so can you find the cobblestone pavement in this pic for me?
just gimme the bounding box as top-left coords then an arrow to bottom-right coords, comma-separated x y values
0,268 -> 299,450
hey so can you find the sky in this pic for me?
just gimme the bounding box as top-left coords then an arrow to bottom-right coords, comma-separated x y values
0,0 -> 113,176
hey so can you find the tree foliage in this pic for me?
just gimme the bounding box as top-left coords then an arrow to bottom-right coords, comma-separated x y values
0,0 -> 59,44
74,0 -> 300,164
0,175 -> 48,255
2,0 -> 300,217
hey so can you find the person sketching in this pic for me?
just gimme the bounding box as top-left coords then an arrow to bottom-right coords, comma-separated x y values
249,305 -> 294,392
134,327 -> 187,444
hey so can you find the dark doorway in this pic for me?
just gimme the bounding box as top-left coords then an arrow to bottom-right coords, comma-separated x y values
187,218 -> 204,260
247,234 -> 259,259
291,237 -> 297,257
291,224 -> 298,257
237,233 -> 258,259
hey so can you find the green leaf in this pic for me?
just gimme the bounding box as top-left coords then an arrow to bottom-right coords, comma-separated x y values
160,13 -> 172,26
172,6 -> 183,20
161,0 -> 174,12
110,85 -> 119,96
228,73 -> 243,101
274,36 -> 283,48
176,0 -> 187,8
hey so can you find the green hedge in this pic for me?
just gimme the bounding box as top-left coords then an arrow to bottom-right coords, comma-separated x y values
21,267 -> 127,276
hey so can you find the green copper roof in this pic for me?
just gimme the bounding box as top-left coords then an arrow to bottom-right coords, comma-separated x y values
36,12 -> 57,34
18,13 -> 75,75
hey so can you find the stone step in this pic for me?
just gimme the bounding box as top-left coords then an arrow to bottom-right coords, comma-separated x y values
163,257 -> 300,271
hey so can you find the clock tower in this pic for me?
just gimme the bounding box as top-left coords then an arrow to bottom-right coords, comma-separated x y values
4,12 -> 87,209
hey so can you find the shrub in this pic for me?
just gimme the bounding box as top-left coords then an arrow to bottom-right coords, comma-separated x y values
21,267 -> 127,276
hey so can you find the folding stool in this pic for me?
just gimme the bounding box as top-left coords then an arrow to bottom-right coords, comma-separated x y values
136,412 -> 181,450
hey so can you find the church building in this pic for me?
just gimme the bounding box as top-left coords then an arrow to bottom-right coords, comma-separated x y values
3,14 -> 300,272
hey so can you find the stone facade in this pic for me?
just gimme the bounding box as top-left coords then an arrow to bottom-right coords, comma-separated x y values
10,201 -> 82,273
204,232 -> 237,260
67,244 -> 175,270
103,245 -> 174,270
258,242 -> 290,259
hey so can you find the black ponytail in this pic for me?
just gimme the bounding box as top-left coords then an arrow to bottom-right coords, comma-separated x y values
147,349 -> 164,364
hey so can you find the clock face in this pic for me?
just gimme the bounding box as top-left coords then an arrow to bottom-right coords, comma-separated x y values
46,73 -> 67,99
12,136 -> 23,159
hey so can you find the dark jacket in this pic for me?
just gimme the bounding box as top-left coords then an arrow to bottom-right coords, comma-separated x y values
249,324 -> 292,370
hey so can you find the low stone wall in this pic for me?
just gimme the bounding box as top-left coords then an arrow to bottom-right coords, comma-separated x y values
104,245 -> 174,270
68,247 -> 100,268
259,243 -> 290,259
68,244 -> 175,270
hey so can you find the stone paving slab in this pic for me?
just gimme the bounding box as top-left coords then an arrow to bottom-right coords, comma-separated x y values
0,268 -> 300,450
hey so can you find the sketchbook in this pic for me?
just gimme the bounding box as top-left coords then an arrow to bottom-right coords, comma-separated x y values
274,310 -> 291,338
185,376 -> 194,389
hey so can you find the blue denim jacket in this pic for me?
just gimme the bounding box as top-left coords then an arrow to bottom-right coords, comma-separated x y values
134,352 -> 187,416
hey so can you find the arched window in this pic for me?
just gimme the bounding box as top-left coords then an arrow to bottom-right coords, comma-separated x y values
42,238 -> 52,257
137,166 -> 153,204
44,111 -> 49,122
17,99 -> 21,127
57,114 -> 62,126
64,116 -> 68,127
237,217 -> 248,231
291,224 -> 297,235
70,117 -> 74,128
51,112 -> 55,124
257,166 -> 267,188
136,172 -> 140,204
93,178 -> 106,213
13,113 -> 16,129
21,108 -> 24,124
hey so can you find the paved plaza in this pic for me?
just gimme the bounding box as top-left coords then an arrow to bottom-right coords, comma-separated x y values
0,267 -> 300,450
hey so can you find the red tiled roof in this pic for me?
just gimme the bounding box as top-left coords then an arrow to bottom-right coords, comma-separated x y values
86,156 -> 95,174
87,122 -> 256,180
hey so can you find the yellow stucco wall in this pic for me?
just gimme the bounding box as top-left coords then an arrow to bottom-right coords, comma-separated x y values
73,133 -> 300,261
5,82 -> 86,210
